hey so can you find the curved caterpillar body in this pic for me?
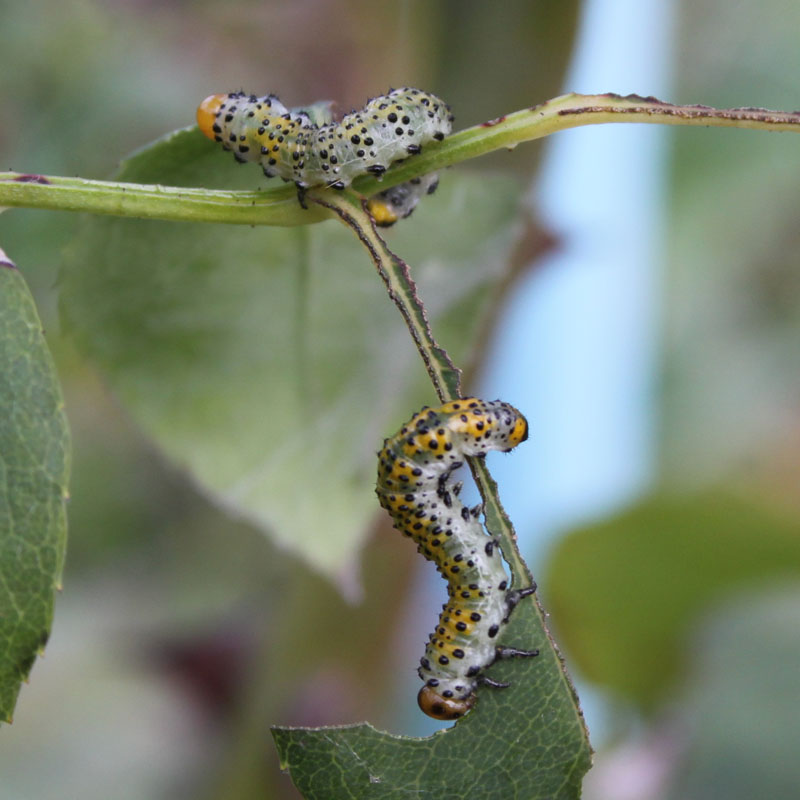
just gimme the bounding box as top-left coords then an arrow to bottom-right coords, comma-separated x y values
197,87 -> 452,191
376,398 -> 538,720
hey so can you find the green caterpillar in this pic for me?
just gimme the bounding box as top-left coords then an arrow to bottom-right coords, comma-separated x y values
376,398 -> 538,720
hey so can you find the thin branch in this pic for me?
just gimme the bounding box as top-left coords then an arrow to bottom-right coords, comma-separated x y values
307,189 -> 461,402
0,173 -> 325,226
3,93 -> 800,224
352,92 -> 800,194
308,189 -> 530,587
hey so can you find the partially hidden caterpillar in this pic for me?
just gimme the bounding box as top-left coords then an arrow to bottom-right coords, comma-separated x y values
366,173 -> 440,227
376,398 -> 538,720
196,87 -> 452,225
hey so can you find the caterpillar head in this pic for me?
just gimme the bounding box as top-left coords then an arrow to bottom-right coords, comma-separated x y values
506,414 -> 529,449
197,94 -> 227,141
417,685 -> 476,720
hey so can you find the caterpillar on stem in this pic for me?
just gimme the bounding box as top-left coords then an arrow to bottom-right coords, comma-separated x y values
376,398 -> 538,720
197,87 -> 452,225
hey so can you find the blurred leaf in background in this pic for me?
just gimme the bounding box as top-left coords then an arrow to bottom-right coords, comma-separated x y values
58,130 -> 527,584
663,0 -> 800,486
664,585 -> 800,800
546,1 -> 800,797
545,490 -> 800,710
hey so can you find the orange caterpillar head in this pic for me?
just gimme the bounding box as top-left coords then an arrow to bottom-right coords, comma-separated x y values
197,94 -> 227,141
507,414 -> 529,448
417,685 -> 476,720
365,196 -> 400,228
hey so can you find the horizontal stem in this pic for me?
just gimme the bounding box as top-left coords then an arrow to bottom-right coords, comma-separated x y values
3,92 -> 800,225
0,173 -> 328,226
352,92 -> 800,193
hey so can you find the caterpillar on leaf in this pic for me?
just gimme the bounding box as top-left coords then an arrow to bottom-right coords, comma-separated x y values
376,398 -> 538,720
197,87 -> 452,225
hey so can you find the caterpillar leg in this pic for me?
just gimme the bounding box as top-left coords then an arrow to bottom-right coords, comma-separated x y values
506,583 -> 537,611
295,186 -> 308,210
479,646 -> 539,694
495,645 -> 540,660
477,675 -> 511,689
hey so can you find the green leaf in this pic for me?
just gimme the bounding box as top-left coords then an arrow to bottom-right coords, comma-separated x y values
272,589 -> 591,800
545,490 -> 800,710
59,129 -> 526,583
0,253 -> 70,722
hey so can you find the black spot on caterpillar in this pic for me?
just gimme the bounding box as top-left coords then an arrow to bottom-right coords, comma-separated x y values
197,88 -> 452,226
376,398 -> 539,720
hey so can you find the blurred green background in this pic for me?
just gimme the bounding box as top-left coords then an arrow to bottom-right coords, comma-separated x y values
1,1 -> 799,798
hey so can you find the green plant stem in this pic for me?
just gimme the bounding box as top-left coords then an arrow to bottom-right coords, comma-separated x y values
353,92 -> 800,193
0,172 -> 326,226
307,189 -> 462,402
4,93 -> 800,225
